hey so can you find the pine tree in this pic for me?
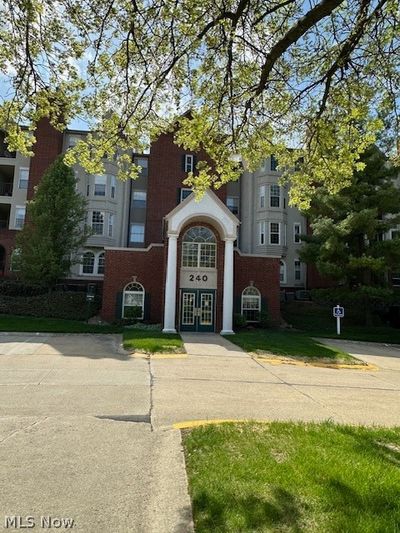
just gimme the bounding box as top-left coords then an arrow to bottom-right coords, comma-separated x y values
16,156 -> 89,287
301,145 -> 400,289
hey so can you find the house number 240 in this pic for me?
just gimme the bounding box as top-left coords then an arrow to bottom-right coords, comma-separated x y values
189,274 -> 208,282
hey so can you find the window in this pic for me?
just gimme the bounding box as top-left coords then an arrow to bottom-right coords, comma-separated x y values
110,176 -> 116,199
82,252 -> 95,274
270,185 -> 280,207
259,221 -> 266,245
108,214 -> 114,237
123,282 -> 145,319
94,175 -> 106,196
10,248 -> 21,271
132,190 -> 147,208
180,188 -> 192,202
259,185 -> 266,208
134,157 -> 148,178
184,154 -> 194,173
18,168 -> 29,189
391,229 -> 399,240
68,136 -> 79,149
280,260 -> 287,284
182,226 -> 216,269
15,206 -> 26,229
294,223 -> 302,244
91,211 -> 104,235
294,260 -> 301,281
271,154 -> 278,171
97,252 -> 105,275
130,223 -> 145,243
241,286 -> 261,322
227,196 -> 239,215
270,222 -> 280,244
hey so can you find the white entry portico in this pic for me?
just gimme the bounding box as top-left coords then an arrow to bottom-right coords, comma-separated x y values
162,190 -> 240,335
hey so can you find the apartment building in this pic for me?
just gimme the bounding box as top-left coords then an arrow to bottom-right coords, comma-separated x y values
0,118 -> 336,331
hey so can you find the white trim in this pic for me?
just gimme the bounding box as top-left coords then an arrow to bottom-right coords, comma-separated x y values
280,260 -> 287,284
269,222 -> 280,245
293,222 -> 302,244
80,250 -> 105,276
234,249 -> 281,259
184,154 -> 194,173
122,281 -> 145,320
105,244 -> 164,252
241,286 -> 261,323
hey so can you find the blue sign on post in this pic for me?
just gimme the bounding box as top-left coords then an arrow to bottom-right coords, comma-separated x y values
333,305 -> 344,334
333,306 -> 344,318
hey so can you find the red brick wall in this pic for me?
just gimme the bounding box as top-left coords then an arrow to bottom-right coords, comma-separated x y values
145,131 -> 226,245
0,229 -> 18,276
101,246 -> 165,323
234,253 -> 281,325
28,118 -> 64,200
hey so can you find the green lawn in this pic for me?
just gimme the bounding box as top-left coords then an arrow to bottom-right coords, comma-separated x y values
0,315 -> 122,333
123,328 -> 184,353
183,421 -> 400,533
230,329 -> 357,363
283,302 -> 400,344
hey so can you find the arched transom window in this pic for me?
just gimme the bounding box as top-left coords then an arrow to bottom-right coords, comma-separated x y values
182,226 -> 216,269
241,286 -> 261,322
123,282 -> 145,319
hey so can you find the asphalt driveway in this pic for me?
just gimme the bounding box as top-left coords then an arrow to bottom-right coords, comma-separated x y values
0,333 -> 192,533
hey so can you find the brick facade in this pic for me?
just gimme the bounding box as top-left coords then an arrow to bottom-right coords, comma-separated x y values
27,118 -> 64,200
101,246 -> 165,323
234,253 -> 281,325
145,131 -> 226,245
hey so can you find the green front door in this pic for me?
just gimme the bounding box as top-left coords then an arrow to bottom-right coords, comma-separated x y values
180,289 -> 215,332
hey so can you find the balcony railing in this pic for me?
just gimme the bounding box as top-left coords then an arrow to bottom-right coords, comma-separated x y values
0,182 -> 13,196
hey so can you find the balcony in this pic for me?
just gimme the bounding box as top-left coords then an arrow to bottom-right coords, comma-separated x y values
0,166 -> 14,197
0,204 -> 10,229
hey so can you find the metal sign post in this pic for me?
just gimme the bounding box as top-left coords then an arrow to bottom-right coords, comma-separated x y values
332,305 -> 345,335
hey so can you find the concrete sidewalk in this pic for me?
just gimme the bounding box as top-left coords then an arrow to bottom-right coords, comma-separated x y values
152,336 -> 400,429
0,333 -> 193,533
181,332 -> 247,357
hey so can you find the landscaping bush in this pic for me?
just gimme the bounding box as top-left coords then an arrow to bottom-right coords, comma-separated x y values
233,313 -> 247,329
0,291 -> 101,321
0,280 -> 48,297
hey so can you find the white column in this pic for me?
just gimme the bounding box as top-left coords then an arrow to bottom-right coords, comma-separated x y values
162,234 -> 178,333
221,237 -> 235,335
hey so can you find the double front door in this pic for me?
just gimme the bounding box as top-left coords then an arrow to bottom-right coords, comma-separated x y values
180,289 -> 215,332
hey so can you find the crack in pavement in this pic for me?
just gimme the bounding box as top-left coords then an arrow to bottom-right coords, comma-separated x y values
0,416 -> 48,445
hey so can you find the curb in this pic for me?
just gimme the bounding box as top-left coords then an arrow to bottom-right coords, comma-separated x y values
253,355 -> 378,371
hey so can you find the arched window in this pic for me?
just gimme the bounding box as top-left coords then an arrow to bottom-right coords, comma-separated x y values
123,282 -> 145,319
280,260 -> 286,284
97,252 -> 105,275
82,251 -> 95,274
241,286 -> 261,322
182,226 -> 216,268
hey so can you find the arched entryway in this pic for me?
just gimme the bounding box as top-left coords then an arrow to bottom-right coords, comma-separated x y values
162,190 -> 239,335
179,226 -> 217,332
0,245 -> 5,276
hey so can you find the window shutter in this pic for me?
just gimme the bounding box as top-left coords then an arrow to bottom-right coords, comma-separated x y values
193,155 -> 197,170
144,293 -> 150,320
182,154 -> 186,171
115,292 -> 123,319
177,188 -> 181,204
